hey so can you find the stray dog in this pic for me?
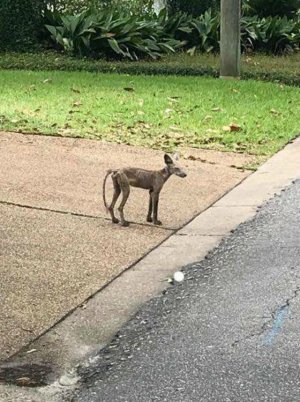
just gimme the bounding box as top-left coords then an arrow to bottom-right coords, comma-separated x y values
103,154 -> 187,226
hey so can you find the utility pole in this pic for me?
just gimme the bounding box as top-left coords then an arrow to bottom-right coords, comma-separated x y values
220,0 -> 241,78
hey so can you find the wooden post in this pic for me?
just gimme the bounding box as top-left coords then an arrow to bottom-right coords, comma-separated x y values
220,0 -> 241,79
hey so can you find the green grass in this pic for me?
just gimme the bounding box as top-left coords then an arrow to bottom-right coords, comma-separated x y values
0,69 -> 299,158
1,51 -> 300,86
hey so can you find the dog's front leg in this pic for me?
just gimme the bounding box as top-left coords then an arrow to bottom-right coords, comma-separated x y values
152,192 -> 162,226
147,190 -> 153,223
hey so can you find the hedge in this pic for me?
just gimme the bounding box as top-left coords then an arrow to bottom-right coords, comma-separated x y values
1,52 -> 300,87
0,0 -> 44,51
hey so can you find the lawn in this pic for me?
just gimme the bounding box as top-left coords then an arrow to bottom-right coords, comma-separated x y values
0,69 -> 299,161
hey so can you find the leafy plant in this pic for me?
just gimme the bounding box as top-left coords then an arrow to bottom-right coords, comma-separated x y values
45,9 -> 184,59
44,6 -> 300,58
45,11 -> 97,55
241,15 -> 300,54
189,9 -> 220,53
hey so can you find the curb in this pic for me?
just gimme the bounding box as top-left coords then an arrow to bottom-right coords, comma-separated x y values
1,137 -> 300,399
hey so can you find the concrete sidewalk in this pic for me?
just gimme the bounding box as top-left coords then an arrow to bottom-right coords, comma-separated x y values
0,131 -> 252,362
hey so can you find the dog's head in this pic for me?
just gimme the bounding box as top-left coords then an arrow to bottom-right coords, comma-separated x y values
164,154 -> 187,178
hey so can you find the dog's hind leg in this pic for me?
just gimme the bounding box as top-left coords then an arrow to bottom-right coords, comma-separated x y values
117,172 -> 130,227
108,173 -> 121,224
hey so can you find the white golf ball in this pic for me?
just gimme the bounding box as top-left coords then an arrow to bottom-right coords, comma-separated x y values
173,271 -> 184,282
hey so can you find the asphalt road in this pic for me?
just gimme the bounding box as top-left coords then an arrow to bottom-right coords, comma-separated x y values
73,180 -> 300,402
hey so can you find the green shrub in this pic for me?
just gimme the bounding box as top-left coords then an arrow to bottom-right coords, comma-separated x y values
45,9 -> 184,59
158,9 -> 219,53
188,9 -> 219,53
243,0 -> 300,18
44,7 -> 300,58
46,0 -> 154,14
0,0 -> 44,51
241,15 -> 300,54
167,0 -> 219,17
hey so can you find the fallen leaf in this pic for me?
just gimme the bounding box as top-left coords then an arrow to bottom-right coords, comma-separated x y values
21,327 -> 34,333
203,115 -> 213,121
43,78 -> 52,84
223,123 -> 242,132
137,110 -> 145,115
230,123 -> 242,131
168,97 -> 179,103
73,100 -> 82,107
211,107 -> 223,112
169,125 -> 182,131
71,87 -> 81,93
270,108 -> 281,115
16,377 -> 35,386
123,87 -> 134,92
222,126 -> 231,132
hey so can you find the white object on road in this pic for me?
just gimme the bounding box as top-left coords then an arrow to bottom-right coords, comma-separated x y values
173,271 -> 184,282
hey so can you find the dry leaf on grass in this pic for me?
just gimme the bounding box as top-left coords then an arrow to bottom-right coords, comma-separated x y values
222,123 -> 242,132
73,100 -> 82,107
270,109 -> 281,115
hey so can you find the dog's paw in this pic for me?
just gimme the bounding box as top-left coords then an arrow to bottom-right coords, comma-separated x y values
146,216 -> 153,223
121,221 -> 130,227
112,218 -> 119,224
153,220 -> 162,226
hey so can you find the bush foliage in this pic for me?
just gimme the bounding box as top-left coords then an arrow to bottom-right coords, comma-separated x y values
167,0 -> 219,17
1,0 -> 300,55
44,7 -> 300,58
46,0 -> 154,14
244,0 -> 300,18
0,0 -> 44,51
44,9 -> 185,59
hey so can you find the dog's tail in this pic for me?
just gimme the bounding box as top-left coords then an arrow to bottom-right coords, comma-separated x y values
103,169 -> 113,212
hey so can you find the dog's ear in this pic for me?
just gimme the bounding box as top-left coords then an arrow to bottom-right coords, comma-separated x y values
164,154 -> 173,165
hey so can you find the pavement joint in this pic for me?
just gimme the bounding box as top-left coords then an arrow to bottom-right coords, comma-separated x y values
0,200 -> 174,231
